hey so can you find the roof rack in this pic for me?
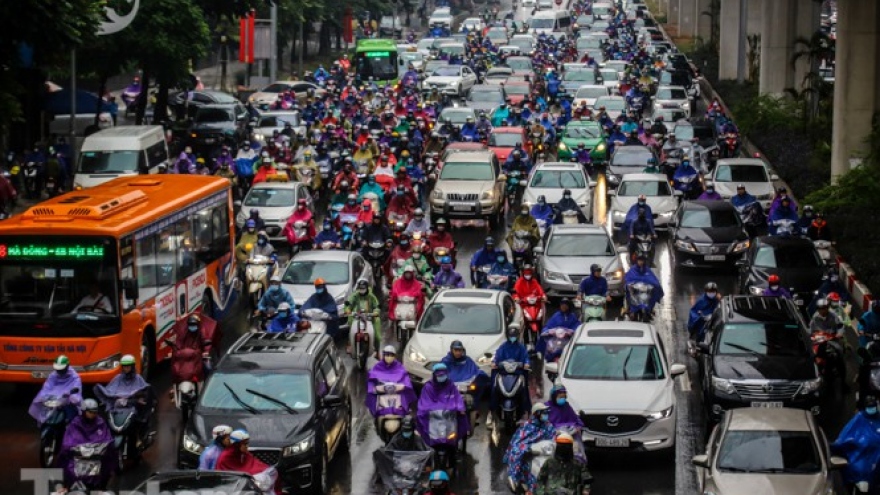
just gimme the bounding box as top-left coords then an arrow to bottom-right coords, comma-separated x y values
231,331 -> 316,354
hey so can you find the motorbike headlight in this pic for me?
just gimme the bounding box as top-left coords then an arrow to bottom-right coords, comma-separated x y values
182,434 -> 204,454
543,270 -> 566,282
477,352 -> 494,365
748,285 -> 765,295
74,182 -> 83,191
711,376 -> 737,395
673,240 -> 697,253
596,143 -> 606,151
481,190 -> 494,200
83,354 -> 121,371
646,405 -> 673,422
409,347 -> 428,364
732,240 -> 750,252
799,378 -> 822,395
282,432 -> 315,457
433,189 -> 445,200
558,142 -> 567,151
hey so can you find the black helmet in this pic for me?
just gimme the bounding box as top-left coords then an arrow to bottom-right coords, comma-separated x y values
705,282 -> 718,291
357,280 -> 369,289
187,314 -> 201,326
450,340 -> 465,351
590,264 -> 602,273
559,297 -> 572,307
485,236 -> 495,246
506,325 -> 520,338
401,415 -> 415,433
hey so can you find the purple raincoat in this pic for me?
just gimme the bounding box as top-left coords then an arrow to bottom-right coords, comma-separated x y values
546,388 -> 583,428
416,378 -> 469,447
28,369 -> 82,424
366,360 -> 417,417
57,415 -> 118,488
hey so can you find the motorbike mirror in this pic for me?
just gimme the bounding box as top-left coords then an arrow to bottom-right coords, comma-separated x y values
532,245 -> 544,255
122,278 -> 139,301
692,454 -> 710,468
829,456 -> 848,470
234,200 -> 243,208
544,362 -> 558,374
672,190 -> 684,198
703,180 -> 713,187
769,173 -> 780,181
607,189 -> 617,196
697,342 -> 710,354
670,363 -> 686,376
322,394 -> 343,408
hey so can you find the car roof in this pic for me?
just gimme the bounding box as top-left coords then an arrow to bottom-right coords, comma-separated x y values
567,119 -> 602,127
715,158 -> 768,167
289,250 -> 355,262
221,332 -> 331,370
726,407 -> 813,432
445,142 -> 488,151
549,224 -> 609,235
535,161 -> 587,171
251,181 -> 302,191
681,200 -> 738,212
723,296 -> 799,323
574,321 -> 657,345
433,288 -> 502,303
493,126 -> 525,133
619,173 -> 670,182
656,85 -> 687,92
445,150 -> 495,162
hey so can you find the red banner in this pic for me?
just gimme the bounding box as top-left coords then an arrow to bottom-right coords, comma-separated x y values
343,8 -> 353,44
239,11 -> 255,63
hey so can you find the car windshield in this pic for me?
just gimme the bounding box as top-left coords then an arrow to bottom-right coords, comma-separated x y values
565,125 -> 601,139
717,430 -> 821,474
679,208 -> 740,228
439,162 -> 494,180
282,260 -> 349,285
470,89 -> 504,102
420,303 -> 501,334
529,170 -> 587,189
195,108 -> 234,123
576,87 -> 608,99
717,323 -> 808,356
401,52 -> 424,63
261,83 -> 292,93
78,150 -> 143,174
504,85 -> 530,95
258,114 -> 301,128
654,109 -> 687,122
425,61 -> 448,73
439,110 -> 472,125
600,70 -> 619,81
510,40 -> 533,51
488,133 -> 522,147
440,45 -> 465,56
753,245 -> 823,269
564,71 -> 598,82
530,18 -> 556,29
507,58 -> 532,70
714,164 -> 769,183
612,147 -> 654,167
577,38 -> 602,49
243,188 -> 296,207
595,97 -> 625,110
200,372 -> 313,411
656,88 -> 687,100
547,233 -> 614,256
565,344 -> 666,380
433,67 -> 461,77
618,180 -> 672,196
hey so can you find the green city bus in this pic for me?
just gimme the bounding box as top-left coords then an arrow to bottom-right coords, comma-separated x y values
355,39 -> 399,85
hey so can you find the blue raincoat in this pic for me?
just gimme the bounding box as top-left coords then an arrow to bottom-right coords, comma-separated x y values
730,192 -> 757,210
441,352 -> 489,401
301,291 -> 340,338
832,411 -> 880,485
688,294 -> 720,341
531,203 -> 554,226
624,265 -> 664,309
623,202 -> 655,233
578,275 -> 608,296
267,313 -> 300,333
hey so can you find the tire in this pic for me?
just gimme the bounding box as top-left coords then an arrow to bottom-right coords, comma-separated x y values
140,328 -> 156,380
39,434 -> 57,468
357,341 -> 368,371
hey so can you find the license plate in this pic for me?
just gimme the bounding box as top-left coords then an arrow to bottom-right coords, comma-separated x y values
704,255 -> 726,261
31,371 -> 48,379
453,205 -> 471,211
595,437 -> 630,447
204,138 -> 216,144
750,401 -> 783,408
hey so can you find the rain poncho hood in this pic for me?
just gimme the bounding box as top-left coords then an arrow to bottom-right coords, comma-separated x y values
29,369 -> 83,423
832,411 -> 880,484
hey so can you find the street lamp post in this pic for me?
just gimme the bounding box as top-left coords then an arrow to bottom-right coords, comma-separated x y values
220,35 -> 228,92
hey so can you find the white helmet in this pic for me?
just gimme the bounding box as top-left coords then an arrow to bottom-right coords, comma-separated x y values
212,424 -> 233,438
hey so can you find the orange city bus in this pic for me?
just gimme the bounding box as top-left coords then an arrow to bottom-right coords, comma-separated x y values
0,175 -> 239,383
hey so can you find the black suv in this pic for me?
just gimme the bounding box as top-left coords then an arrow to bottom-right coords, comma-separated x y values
697,295 -> 821,424
737,235 -> 826,312
188,103 -> 250,152
178,332 -> 351,494
669,200 -> 750,268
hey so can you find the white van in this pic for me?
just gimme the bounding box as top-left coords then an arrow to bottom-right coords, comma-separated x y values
528,10 -> 572,38
74,126 -> 169,189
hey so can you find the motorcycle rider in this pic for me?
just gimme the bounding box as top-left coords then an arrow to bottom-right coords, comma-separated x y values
769,186 -> 798,218
345,280 -> 382,353
390,265 -> 426,321
266,302 -> 299,333
385,415 -> 429,452
58,398 -> 118,490
314,220 -> 342,249
624,254 -> 664,318
810,298 -> 848,389
29,355 -> 83,423
535,432 -> 592,495
358,175 -> 387,211
199,425 -> 233,470
628,206 -> 657,257
235,219 -> 260,264
796,204 -> 816,235
545,385 -> 583,431
697,184 -> 723,201
858,301 -> 880,348
416,363 -> 470,448
730,184 -> 757,210
426,470 -> 456,495
553,189 -> 588,224
509,205 -> 540,256
95,353 -> 155,438
503,403 -> 557,495
461,117 -> 480,142
282,198 -> 316,255
831,396 -> 880,494
249,231 -> 276,270
621,194 -> 654,242
808,211 -> 832,241
514,266 -> 547,303
404,207 -> 431,235
672,158 -> 701,197
256,275 -> 296,316
530,196 -> 555,233
442,340 -> 489,419
491,326 -> 532,426
578,264 -> 610,302
687,282 -> 721,343
300,278 -> 341,339
544,298 -> 580,332
433,256 -> 466,288
427,218 -> 455,261
471,237 -> 499,285
166,314 -> 214,382
216,430 -> 281,494
487,250 -> 517,291
762,274 -> 793,298
367,345 -> 418,424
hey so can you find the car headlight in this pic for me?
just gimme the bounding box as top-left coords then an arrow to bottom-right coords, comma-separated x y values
409,347 -> 428,364
433,189 -> 445,200
477,352 -> 494,365
612,210 -> 625,220
182,434 -> 204,454
609,269 -> 623,281
681,102 -> 690,109
543,270 -> 567,282
711,376 -> 737,395
674,240 -> 697,252
607,174 -> 619,184
646,405 -> 673,422
83,354 -> 121,371
596,143 -> 606,151
732,240 -> 750,252
282,432 -> 315,457
448,81 -> 458,87
748,285 -> 765,295
799,378 -> 822,395
558,142 -> 568,151
481,190 -> 494,200
659,211 -> 674,218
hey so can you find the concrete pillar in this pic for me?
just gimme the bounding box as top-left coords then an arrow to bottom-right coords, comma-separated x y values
718,0 -> 743,80
759,0 -> 796,95
792,0 -> 820,90
830,0 -> 880,178
678,0 -> 697,37
696,0 -> 712,40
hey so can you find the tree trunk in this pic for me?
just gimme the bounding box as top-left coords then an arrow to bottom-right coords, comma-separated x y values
135,71 -> 151,125
290,24 -> 298,66
319,21 -> 331,56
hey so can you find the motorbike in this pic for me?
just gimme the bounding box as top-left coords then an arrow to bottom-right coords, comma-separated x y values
493,359 -> 527,433
456,378 -> 480,444
814,240 -> 834,266
626,282 -> 655,322
45,174 -> 59,197
770,217 -> 798,237
373,446 -> 434,495
94,385 -> 155,466
505,169 -> 525,207
673,172 -> 702,200
540,327 -> 575,381
252,466 -> 279,495
374,382 -> 408,444
23,162 -> 39,198
520,295 -> 546,352
338,212 -> 360,249
301,308 -> 333,334
510,230 -> 534,273
720,133 -> 740,158
474,264 -> 492,290
559,209 -> 581,225
576,295 -> 607,322
631,233 -> 655,265
393,296 -> 418,351
66,441 -> 113,491
425,409 -> 461,473
736,201 -> 767,238
485,273 -> 510,291
812,329 -> 844,382
509,439 -> 555,494
36,395 -> 74,468
288,220 -> 311,256
245,255 -> 276,309
364,240 -> 389,292
388,211 -> 410,238
535,217 -> 551,238
350,311 -> 374,370
296,167 -> 318,197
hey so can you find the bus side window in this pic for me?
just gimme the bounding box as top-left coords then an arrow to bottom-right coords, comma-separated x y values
136,236 -> 159,302
177,216 -> 202,278
193,208 -> 214,264
211,204 -> 230,260
157,223 -> 179,286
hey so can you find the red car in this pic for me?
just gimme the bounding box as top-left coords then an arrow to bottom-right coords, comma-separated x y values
503,81 -> 532,106
488,126 -> 532,163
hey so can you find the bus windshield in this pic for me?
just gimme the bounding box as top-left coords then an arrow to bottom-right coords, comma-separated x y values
0,236 -> 119,337
355,51 -> 398,82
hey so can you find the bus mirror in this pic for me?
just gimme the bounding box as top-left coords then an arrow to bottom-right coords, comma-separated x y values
122,278 -> 139,301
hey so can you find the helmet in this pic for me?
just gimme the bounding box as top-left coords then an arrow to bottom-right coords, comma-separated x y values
827,292 -> 841,303
278,302 -> 291,312
314,278 -> 326,286
803,204 -> 814,214
187,314 -> 201,326
53,355 -> 70,371
429,470 -> 450,483
450,340 -> 465,350
383,345 -> 397,356
414,208 -> 425,217
559,297 -> 572,307
357,280 -> 369,289
532,402 -> 550,415
432,363 -> 448,373
776,186 -> 787,194
705,282 -> 718,291
229,429 -> 250,444
270,274 -> 283,283
590,264 -> 602,273
212,424 -> 233,438
246,219 -> 257,229
485,237 -> 495,246
120,354 -> 136,367
401,415 -> 416,433
506,325 -> 520,338
403,265 -> 416,274
82,399 -> 100,412
815,298 -> 829,309
555,432 -> 575,444
768,274 -> 780,285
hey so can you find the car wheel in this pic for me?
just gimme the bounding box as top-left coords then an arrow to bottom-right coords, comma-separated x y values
457,84 -> 462,97
339,408 -> 352,453
314,451 -> 329,495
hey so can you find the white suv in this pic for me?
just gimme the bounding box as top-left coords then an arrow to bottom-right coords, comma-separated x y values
549,321 -> 686,452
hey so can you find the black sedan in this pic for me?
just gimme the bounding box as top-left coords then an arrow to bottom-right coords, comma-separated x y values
669,200 -> 750,269
187,103 -> 250,151
737,235 -> 827,310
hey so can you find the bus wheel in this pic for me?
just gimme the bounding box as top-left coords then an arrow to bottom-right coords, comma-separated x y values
140,329 -> 155,380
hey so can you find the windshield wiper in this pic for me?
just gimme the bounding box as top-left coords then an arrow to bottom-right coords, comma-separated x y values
717,466 -> 752,473
621,347 -> 634,381
245,388 -> 298,414
223,382 -> 260,415
724,342 -> 764,357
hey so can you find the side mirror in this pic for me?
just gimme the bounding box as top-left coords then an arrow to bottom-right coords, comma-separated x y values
829,456 -> 849,470
544,362 -> 558,374
234,200 -> 243,208
670,363 -> 686,376
673,190 -> 684,197
607,189 -> 616,196
692,454 -> 710,468
322,394 -> 344,407
618,246 -> 628,253
770,173 -> 780,181
533,245 -> 544,255
122,278 -> 139,301
697,342 -> 711,354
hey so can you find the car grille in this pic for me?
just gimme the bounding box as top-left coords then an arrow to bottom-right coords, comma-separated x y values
448,193 -> 479,201
581,413 -> 647,435
266,225 -> 282,236
692,242 -> 731,255
732,381 -> 802,401
251,448 -> 281,466
569,274 -> 589,285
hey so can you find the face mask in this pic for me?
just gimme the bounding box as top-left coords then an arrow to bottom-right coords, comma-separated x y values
270,285 -> 281,292
402,431 -> 413,439
556,397 -> 567,406
539,413 -> 549,422
706,291 -> 717,299
435,374 -> 448,383
316,288 -> 325,294
400,241 -> 409,248
437,226 -> 445,232
770,285 -> 780,291
247,228 -> 256,234
413,253 -> 422,259
396,191 -> 404,196
508,336 -> 517,343
188,325 -> 199,333
57,368 -> 69,376
563,194 -> 571,199
298,205 -> 305,210
524,275 -> 533,281
258,239 -> 267,246
348,200 -> 356,205
496,256 -> 505,263
323,224 -> 331,231
384,356 -> 395,365
868,406 -> 878,416
278,311 -> 288,319
520,209 -> 529,216
368,177 -> 376,183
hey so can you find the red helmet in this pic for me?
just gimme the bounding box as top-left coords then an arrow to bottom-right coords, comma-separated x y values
768,274 -> 781,285
827,292 -> 841,302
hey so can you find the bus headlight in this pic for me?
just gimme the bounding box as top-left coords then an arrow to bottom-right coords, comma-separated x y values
83,354 -> 121,371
